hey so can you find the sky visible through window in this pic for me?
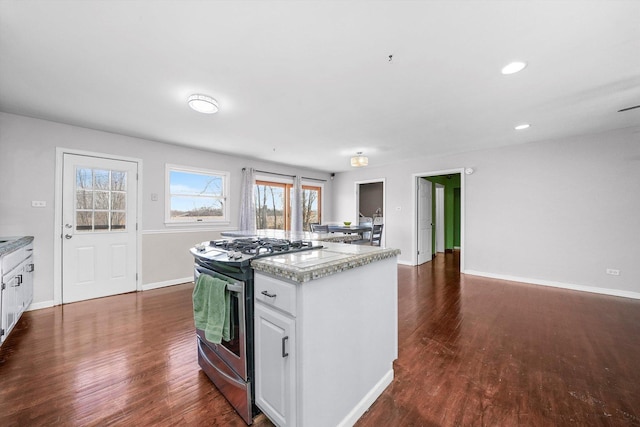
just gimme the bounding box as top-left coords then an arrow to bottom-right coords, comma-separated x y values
170,170 -> 223,212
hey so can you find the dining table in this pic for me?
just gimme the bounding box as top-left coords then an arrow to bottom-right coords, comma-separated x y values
327,224 -> 372,236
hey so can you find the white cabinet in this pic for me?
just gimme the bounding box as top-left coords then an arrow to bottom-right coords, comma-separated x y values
254,302 -> 296,427
253,255 -> 398,427
1,241 -> 34,344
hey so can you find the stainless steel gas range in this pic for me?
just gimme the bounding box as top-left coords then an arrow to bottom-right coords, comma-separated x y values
190,238 -> 321,425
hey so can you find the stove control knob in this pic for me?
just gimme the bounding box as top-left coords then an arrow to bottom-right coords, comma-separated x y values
233,251 -> 243,259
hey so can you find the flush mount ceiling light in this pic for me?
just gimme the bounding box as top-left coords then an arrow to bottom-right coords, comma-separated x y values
515,123 -> 531,130
501,61 -> 527,75
350,152 -> 369,167
188,94 -> 219,114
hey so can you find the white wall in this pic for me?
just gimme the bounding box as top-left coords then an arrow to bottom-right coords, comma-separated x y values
0,112 -> 332,307
332,128 -> 640,298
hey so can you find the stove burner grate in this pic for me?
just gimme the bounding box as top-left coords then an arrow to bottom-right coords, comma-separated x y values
209,238 -> 315,257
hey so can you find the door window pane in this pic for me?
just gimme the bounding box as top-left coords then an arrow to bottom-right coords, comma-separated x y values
76,191 -> 93,209
111,192 -> 126,210
111,171 -> 127,191
75,168 -> 128,232
76,212 -> 92,231
93,170 -> 110,190
94,212 -> 109,230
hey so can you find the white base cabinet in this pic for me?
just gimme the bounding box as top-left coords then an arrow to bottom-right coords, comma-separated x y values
1,241 -> 34,344
254,302 -> 296,427
254,256 -> 398,427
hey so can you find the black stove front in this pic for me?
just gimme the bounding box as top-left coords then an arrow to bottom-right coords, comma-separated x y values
190,238 -> 321,425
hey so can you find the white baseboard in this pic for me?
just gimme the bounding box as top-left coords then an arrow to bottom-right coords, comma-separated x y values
337,368 -> 394,427
464,270 -> 640,300
397,259 -> 413,266
26,300 -> 55,311
142,277 -> 192,291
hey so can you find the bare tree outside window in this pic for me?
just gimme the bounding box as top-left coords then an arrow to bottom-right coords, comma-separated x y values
75,168 -> 127,232
167,166 -> 229,223
254,180 -> 321,231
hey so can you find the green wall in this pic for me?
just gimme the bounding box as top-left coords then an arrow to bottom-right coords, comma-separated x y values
424,174 -> 461,254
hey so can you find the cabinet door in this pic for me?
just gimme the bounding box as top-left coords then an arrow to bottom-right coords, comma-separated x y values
1,271 -> 19,343
21,257 -> 34,310
254,303 -> 296,427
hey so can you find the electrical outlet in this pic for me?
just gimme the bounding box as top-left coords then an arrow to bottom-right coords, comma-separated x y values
31,200 -> 46,208
606,268 -> 620,276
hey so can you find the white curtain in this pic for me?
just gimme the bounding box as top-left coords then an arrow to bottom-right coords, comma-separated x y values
291,175 -> 303,232
239,168 -> 256,232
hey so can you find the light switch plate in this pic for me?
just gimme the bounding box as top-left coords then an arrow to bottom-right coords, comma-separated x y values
31,200 -> 46,208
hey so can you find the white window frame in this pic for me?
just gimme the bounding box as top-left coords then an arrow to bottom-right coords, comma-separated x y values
165,164 -> 230,225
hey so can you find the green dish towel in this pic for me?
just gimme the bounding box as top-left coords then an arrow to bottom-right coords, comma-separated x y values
193,274 -> 231,344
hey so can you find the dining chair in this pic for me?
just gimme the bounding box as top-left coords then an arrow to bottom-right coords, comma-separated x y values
353,224 -> 383,246
369,223 -> 383,246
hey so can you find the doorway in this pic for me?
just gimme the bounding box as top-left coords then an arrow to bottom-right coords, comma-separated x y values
54,150 -> 141,304
355,179 -> 385,241
413,169 -> 465,271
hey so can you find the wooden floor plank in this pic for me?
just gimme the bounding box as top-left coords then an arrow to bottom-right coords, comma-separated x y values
1,252 -> 639,426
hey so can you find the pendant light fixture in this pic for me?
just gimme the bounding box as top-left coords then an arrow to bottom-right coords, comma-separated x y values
188,94 -> 219,114
350,152 -> 368,167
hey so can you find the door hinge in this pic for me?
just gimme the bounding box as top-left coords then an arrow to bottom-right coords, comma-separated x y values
136,273 -> 138,281
1,282 -> 5,290
1,328 -> 4,337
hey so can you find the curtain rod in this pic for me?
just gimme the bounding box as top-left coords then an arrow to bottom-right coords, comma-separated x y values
243,168 -> 327,182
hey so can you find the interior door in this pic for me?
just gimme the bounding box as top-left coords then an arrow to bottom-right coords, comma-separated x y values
417,178 -> 432,265
62,154 -> 138,303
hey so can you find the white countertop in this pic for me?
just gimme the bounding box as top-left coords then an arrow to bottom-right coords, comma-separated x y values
0,236 -> 33,257
251,241 -> 400,283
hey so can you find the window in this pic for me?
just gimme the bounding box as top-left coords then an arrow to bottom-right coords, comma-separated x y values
166,164 -> 229,224
75,167 -> 127,232
255,180 -> 322,231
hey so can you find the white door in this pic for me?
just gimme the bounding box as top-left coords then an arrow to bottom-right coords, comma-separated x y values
435,184 -> 445,253
62,154 -> 138,303
417,178 -> 432,265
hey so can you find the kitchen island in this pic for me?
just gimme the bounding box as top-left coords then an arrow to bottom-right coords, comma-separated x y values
251,242 -> 400,427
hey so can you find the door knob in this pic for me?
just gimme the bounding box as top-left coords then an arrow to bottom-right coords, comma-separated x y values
65,224 -> 72,229
65,234 -> 72,239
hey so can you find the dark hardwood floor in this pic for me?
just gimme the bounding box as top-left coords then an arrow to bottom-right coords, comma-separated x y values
1,252 -> 639,426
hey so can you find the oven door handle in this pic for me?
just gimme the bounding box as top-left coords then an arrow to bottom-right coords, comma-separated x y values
195,268 -> 243,294
226,283 -> 243,293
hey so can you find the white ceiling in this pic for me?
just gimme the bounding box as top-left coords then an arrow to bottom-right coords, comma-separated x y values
1,1 -> 639,172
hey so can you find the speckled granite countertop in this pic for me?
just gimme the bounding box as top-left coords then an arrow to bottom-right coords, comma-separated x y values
251,241 -> 400,284
222,229 -> 361,243
0,236 -> 34,257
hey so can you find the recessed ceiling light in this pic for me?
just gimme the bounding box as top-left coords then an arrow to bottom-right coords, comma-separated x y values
515,123 -> 531,130
501,61 -> 527,75
188,94 -> 219,114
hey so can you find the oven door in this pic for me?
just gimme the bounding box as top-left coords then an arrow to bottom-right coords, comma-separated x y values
194,265 -> 248,380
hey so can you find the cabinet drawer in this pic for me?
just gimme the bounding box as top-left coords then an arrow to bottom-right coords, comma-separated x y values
255,274 -> 297,316
2,247 -> 25,272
